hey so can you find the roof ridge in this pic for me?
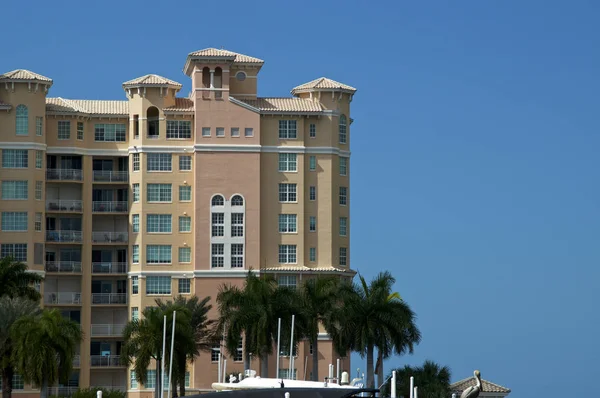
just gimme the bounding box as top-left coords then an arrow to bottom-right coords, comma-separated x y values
58,97 -> 85,113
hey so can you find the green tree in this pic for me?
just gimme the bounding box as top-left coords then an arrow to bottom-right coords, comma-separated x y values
0,256 -> 43,300
10,309 -> 82,398
381,360 -> 451,398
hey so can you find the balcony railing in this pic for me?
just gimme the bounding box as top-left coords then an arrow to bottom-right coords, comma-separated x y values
46,199 -> 83,212
91,324 -> 125,337
45,261 -> 82,273
46,169 -> 83,181
92,201 -> 128,213
45,292 -> 82,305
91,386 -> 126,392
48,386 -> 79,396
91,231 -> 128,243
46,230 -> 83,243
92,262 -> 127,274
91,293 -> 127,305
90,355 -> 123,367
93,170 -> 129,183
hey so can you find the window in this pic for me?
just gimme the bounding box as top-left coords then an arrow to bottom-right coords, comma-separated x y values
278,369 -> 297,379
131,307 -> 139,321
147,214 -> 172,233
340,217 -> 347,236
179,186 -> 191,201
278,183 -> 297,202
132,246 -> 139,264
231,244 -> 244,268
179,247 -> 191,263
35,181 -> 42,200
340,157 -> 347,176
202,127 -> 211,137
2,149 -> 28,168
146,245 -> 172,264
147,107 -> 159,138
236,71 -> 247,81
179,155 -> 192,171
58,121 -> 70,140
146,370 -> 156,389
35,151 -> 42,169
185,372 -> 190,388
211,244 -> 224,268
94,123 -> 126,142
130,371 -> 138,389
147,153 -> 172,172
132,184 -> 139,202
16,105 -> 28,135
231,213 -> 244,237
309,343 -> 314,354
1,244 -> 27,262
279,120 -> 297,139
178,279 -> 191,294
309,186 -> 316,201
132,153 -> 140,171
36,117 -> 43,136
179,216 -> 191,232
147,184 -> 172,202
309,247 -> 316,262
278,275 -> 297,289
278,153 -> 297,172
339,115 -> 347,144
309,156 -> 316,171
211,345 -> 220,362
11,374 -> 24,390
166,120 -> 192,139
309,123 -> 316,138
339,187 -> 347,205
278,214 -> 297,233
132,214 -> 139,233
244,128 -> 253,137
309,216 -> 316,232
132,276 -> 139,294
212,213 -> 224,237
146,276 -> 171,295
231,127 -> 240,137
216,127 -> 225,137
278,245 -> 297,264
211,195 -> 224,206
339,247 -> 347,266
1,212 -> 27,231
133,115 -> 139,138
77,122 -> 84,140
234,340 -> 243,362
2,181 -> 28,200
35,213 -> 42,231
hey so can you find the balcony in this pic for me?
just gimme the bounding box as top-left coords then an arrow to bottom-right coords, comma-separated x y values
46,230 -> 83,243
92,201 -> 128,213
45,261 -> 82,274
91,232 -> 128,244
91,324 -> 125,337
45,292 -> 82,305
46,169 -> 83,181
93,170 -> 128,183
90,355 -> 123,367
46,199 -> 83,213
48,387 -> 79,397
92,262 -> 127,274
91,293 -> 127,305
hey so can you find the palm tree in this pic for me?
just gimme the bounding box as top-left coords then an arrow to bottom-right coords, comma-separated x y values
10,309 -> 82,398
0,297 -> 41,398
0,256 -> 43,300
381,360 -> 451,398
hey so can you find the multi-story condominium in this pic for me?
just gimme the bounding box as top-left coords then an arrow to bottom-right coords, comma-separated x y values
0,48 -> 356,397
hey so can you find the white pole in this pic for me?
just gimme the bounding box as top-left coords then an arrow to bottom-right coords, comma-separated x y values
96,391 -> 102,398
223,359 -> 227,383
167,311 -> 176,398
414,387 -> 418,398
161,315 -> 167,398
276,318 -> 282,378
391,371 -> 397,398
329,364 -> 334,380
303,356 -> 308,381
217,352 -> 222,387
409,376 -> 414,398
336,358 -> 340,381
289,315 -> 295,377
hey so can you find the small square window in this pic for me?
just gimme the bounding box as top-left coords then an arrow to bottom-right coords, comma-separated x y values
231,127 -> 240,137
179,216 -> 191,232
179,155 -> 192,171
179,247 -> 191,263
244,128 -> 253,137
216,127 -> 225,137
179,186 -> 192,201
178,278 -> 191,294
202,127 -> 211,137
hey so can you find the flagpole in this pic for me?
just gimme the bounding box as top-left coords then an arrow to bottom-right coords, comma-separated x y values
161,315 -> 166,398
276,318 -> 282,378
167,311 -> 176,398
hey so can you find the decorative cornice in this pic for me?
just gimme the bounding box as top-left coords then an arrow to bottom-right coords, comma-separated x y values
0,142 -> 47,151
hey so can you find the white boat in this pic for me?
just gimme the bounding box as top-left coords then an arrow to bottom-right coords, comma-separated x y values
212,370 -> 365,391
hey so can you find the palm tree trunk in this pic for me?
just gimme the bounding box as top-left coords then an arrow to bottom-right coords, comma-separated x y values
376,350 -> 384,388
171,375 -> 178,398
40,377 -> 49,398
155,364 -> 162,398
1,365 -> 13,398
366,344 -> 375,389
260,352 -> 269,378
179,373 -> 185,397
311,337 -> 319,381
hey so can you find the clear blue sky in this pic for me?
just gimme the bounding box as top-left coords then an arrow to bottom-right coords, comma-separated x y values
4,0 -> 599,396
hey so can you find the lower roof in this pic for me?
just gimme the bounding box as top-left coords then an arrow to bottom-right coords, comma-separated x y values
450,377 -> 511,394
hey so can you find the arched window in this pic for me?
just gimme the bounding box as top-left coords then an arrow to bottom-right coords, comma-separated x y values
214,67 -> 223,99
231,195 -> 244,206
339,115 -> 347,144
16,105 -> 28,136
211,195 -> 224,206
147,107 -> 159,138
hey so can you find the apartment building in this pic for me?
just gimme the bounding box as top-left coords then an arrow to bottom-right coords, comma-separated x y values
0,48 -> 356,397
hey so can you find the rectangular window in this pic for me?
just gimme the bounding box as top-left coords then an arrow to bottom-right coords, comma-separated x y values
216,127 -> 225,137
132,214 -> 139,233
179,186 -> 191,201
166,120 -> 192,139
211,345 -> 220,362
1,181 -> 28,200
179,247 -> 191,263
309,156 -> 316,171
131,307 -> 139,321
234,341 -> 243,362
179,216 -> 191,232
77,122 -> 84,140
309,216 -> 316,232
211,244 -> 224,268
231,244 -> 244,268
132,183 -> 140,202
278,275 -> 297,289
146,276 -> 171,295
147,214 -> 172,233
211,213 -> 224,237
309,186 -> 316,201
278,214 -> 297,233
147,184 -> 172,202
146,370 -> 156,389
130,370 -> 138,389
11,374 -> 24,390
94,124 -> 126,142
278,183 -> 297,202
278,120 -> 297,139
278,369 -> 298,379
231,213 -> 244,237
133,115 -> 139,138
35,151 -> 43,169
339,217 -> 347,236
339,187 -> 347,205
2,149 -> 28,168
35,181 -> 42,200
1,244 -> 27,262
147,153 -> 172,172
178,278 -> 191,294
132,276 -> 139,295
179,155 -> 192,171
132,153 -> 140,171
309,123 -> 316,138
309,247 -> 316,262
16,110 -> 28,134
146,245 -> 172,264
36,117 -> 43,136
278,245 -> 297,264
35,212 -> 42,231
339,247 -> 347,266
244,128 -> 253,137
278,153 -> 297,172
132,246 -> 139,264
58,121 -> 71,140
231,127 -> 240,137
1,212 -> 28,231
340,157 -> 347,176
202,127 -> 211,137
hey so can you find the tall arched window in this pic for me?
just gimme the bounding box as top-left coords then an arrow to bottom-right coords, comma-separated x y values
147,107 -> 159,138
214,67 -> 223,99
339,115 -> 347,144
231,195 -> 244,206
211,195 -> 224,206
210,194 -> 245,269
16,105 -> 28,136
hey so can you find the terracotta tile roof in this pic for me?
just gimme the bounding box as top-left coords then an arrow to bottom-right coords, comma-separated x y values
122,74 -> 182,89
262,265 -> 355,274
0,69 -> 53,83
46,98 -> 128,116
164,98 -> 194,112
291,77 -> 356,95
236,97 -> 323,113
451,377 -> 511,394
187,48 -> 264,64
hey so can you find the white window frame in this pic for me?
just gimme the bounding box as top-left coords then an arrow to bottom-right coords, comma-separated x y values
166,120 -> 192,139
146,276 -> 171,295
94,124 -> 126,142
309,123 -> 316,138
231,127 -> 240,137
339,157 -> 348,176
36,116 -> 43,136
339,115 -> 347,144
278,214 -> 297,233
278,245 -> 297,264
178,278 -> 191,294
1,181 -> 28,200
278,153 -> 297,172
339,187 -> 347,206
278,275 -> 297,289
132,153 -> 140,171
339,217 -> 347,236
309,186 -> 316,201
132,214 -> 140,233
278,183 -> 297,203
2,149 -> 28,168
58,121 -> 71,140
147,184 -> 172,203
179,186 -> 192,202
1,212 -> 28,231
179,155 -> 192,171
77,122 -> 84,140
146,245 -> 172,264
309,156 -> 316,171
339,247 -> 347,266
309,247 -> 316,262
309,216 -> 316,232
147,153 -> 172,172
132,183 -> 140,202
35,181 -> 42,200
216,127 -> 225,137
211,243 -> 224,268
244,128 -> 253,137
179,216 -> 191,233
132,275 -> 139,294
202,127 -> 211,137
231,244 -> 244,268
179,247 -> 191,263
146,214 -> 172,234
278,120 -> 297,139
35,151 -> 43,169
16,105 -> 28,136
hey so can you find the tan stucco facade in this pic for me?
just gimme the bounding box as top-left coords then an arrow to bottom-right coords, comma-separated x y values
0,49 -> 356,396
